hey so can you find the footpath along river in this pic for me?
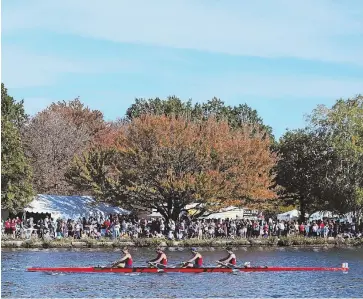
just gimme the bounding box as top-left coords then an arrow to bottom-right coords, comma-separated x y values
1,246 -> 363,298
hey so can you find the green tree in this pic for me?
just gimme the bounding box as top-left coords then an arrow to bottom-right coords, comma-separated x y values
126,96 -> 194,120
277,95 -> 363,220
1,83 -> 28,127
1,83 -> 34,213
275,129 -> 327,221
126,96 -> 274,139
308,95 -> 363,216
309,95 -> 363,154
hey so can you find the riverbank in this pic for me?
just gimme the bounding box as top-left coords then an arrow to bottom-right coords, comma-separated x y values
1,236 -> 362,249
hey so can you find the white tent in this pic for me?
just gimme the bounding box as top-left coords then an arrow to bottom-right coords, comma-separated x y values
148,209 -> 163,218
340,212 -> 356,223
309,211 -> 336,221
24,194 -> 129,220
202,207 -> 245,220
277,209 -> 300,221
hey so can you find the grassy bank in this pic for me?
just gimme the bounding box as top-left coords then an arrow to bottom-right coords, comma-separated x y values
1,236 -> 362,249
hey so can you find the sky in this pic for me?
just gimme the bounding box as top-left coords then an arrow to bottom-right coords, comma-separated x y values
2,0 -> 363,138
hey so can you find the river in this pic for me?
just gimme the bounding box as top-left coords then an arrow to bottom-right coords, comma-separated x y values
1,246 -> 363,298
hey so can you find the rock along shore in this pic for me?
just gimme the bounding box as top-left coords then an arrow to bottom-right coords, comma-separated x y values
1,236 -> 362,249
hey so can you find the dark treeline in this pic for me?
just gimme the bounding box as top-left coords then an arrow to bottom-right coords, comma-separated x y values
1,83 -> 362,222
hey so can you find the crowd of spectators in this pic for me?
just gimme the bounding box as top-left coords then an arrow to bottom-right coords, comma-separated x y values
2,213 -> 362,240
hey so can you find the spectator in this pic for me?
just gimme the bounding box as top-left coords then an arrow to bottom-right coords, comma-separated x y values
2,211 -> 361,242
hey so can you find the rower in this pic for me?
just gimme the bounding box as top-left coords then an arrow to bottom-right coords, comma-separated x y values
148,247 -> 168,268
111,247 -> 133,268
182,248 -> 203,268
216,247 -> 236,268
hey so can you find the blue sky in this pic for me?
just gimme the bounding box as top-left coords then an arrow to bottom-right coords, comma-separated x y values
2,0 -> 362,138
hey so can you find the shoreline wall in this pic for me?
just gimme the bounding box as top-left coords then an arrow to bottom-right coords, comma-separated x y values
1,236 -> 362,249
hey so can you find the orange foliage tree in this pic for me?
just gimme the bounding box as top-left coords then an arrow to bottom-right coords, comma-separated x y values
67,115 -> 277,220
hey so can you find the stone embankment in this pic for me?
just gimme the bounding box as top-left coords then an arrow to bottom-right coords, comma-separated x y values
1,236 -> 362,249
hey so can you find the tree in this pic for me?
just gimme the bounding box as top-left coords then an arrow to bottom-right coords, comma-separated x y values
67,115 -> 277,221
309,95 -> 363,154
47,98 -> 107,145
1,83 -> 34,212
277,95 -> 363,220
22,110 -> 91,194
201,98 -> 273,136
275,129 -> 330,221
1,83 -> 28,128
126,96 -> 274,140
22,99 -> 110,194
308,95 -> 363,216
126,96 -> 194,120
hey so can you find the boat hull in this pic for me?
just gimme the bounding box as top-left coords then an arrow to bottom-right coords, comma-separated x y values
27,266 -> 348,273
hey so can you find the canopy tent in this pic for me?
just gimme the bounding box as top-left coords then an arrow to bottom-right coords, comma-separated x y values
24,194 -> 129,220
277,209 -> 300,221
309,211 -> 358,222
147,209 -> 163,218
339,212 -> 357,223
201,207 -> 245,220
309,211 -> 337,221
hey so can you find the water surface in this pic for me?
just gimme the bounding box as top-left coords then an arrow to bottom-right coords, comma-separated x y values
2,246 -> 362,298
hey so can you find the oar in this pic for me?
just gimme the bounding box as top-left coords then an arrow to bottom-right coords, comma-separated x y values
106,259 -> 128,268
148,261 -> 157,268
148,262 -> 165,272
179,261 -> 189,268
95,263 -> 113,269
216,261 -> 240,273
162,262 -> 185,269
148,262 -> 166,269
216,261 -> 237,268
106,262 -> 119,268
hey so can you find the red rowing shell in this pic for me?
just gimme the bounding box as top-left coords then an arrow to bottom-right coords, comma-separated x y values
27,266 -> 348,273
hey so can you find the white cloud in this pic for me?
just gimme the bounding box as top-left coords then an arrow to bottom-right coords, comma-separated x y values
3,43 -> 361,101
1,44 -> 149,88
2,0 -> 363,64
2,0 -> 361,101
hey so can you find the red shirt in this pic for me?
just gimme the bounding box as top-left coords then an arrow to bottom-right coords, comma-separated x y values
104,220 -> 110,228
125,256 -> 133,266
196,256 -> 203,266
5,221 -> 10,229
157,253 -> 168,265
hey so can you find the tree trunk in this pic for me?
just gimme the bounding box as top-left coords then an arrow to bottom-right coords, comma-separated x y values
171,206 -> 181,222
167,198 -> 173,222
299,197 -> 306,223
